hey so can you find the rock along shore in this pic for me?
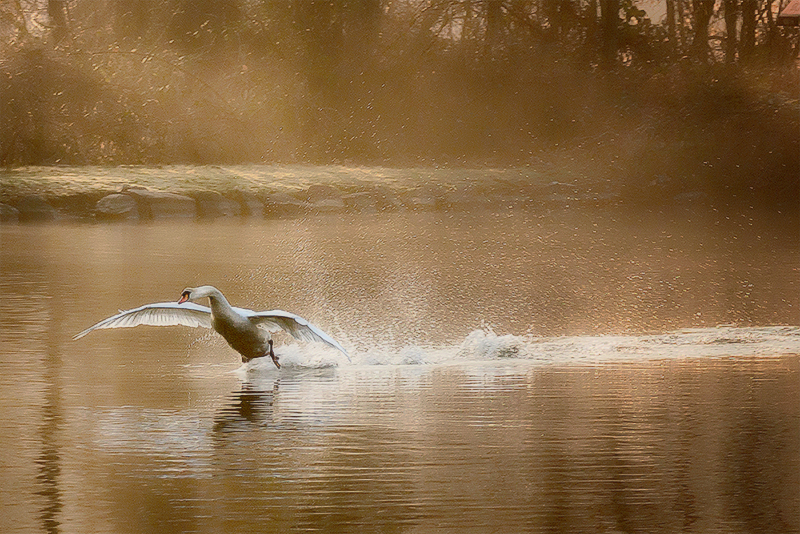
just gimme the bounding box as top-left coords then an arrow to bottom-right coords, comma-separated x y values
0,165 -> 628,223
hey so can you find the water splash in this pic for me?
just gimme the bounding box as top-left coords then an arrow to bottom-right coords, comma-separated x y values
235,326 -> 800,372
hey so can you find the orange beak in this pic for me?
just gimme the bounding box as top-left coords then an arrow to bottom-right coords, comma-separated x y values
178,294 -> 189,304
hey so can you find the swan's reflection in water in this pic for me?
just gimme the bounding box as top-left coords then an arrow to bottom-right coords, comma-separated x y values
206,358 -> 799,534
2,209 -> 798,533
213,379 -> 280,433
208,370 -> 424,532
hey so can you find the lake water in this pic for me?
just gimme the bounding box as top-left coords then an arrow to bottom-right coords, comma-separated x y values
1,207 -> 798,533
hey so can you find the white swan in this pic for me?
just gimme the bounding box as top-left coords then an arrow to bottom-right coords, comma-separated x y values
74,285 -> 349,368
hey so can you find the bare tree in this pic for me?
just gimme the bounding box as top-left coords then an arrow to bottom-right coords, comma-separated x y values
666,0 -> 678,54
723,0 -> 738,62
690,0 -> 715,61
600,0 -> 620,68
740,0 -> 756,59
48,0 -> 68,44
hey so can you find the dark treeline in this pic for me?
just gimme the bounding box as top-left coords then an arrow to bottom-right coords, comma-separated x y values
1,1 -> 798,206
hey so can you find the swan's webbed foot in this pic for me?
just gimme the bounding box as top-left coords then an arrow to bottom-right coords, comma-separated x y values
268,339 -> 280,369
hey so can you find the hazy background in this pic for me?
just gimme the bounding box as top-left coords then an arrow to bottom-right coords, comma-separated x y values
1,0 -> 798,208
2,5 -> 799,531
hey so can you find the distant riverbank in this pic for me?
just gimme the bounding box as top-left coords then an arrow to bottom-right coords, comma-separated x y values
0,164 -> 796,223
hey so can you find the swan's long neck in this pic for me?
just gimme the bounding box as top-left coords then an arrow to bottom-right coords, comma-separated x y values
197,286 -> 236,318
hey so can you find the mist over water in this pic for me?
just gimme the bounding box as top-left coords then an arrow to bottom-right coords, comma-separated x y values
1,201 -> 798,533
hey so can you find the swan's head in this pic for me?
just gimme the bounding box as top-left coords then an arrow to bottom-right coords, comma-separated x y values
178,286 -> 218,304
178,288 -> 193,304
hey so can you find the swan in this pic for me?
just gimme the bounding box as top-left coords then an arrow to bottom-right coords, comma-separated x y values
74,285 -> 349,368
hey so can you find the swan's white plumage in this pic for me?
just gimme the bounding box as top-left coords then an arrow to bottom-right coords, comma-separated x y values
73,286 -> 349,364
245,309 -> 348,355
73,302 -> 212,338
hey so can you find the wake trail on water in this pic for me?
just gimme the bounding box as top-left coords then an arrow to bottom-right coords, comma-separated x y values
237,326 -> 800,372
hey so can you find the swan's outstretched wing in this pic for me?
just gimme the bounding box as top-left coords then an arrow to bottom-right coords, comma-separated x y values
74,302 -> 213,340
242,308 -> 349,360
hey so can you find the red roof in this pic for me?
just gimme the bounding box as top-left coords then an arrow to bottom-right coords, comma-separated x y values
778,0 -> 800,26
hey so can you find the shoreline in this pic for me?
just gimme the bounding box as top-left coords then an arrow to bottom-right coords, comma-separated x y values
0,164 -> 796,223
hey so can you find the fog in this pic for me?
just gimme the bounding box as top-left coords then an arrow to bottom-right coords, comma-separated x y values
1,1 -> 798,208
2,5 -> 799,533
